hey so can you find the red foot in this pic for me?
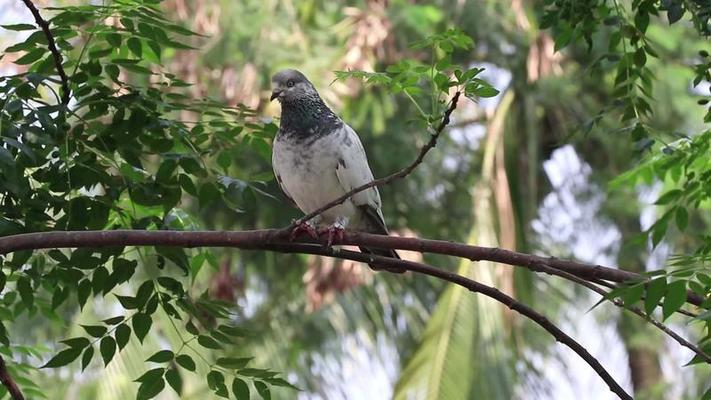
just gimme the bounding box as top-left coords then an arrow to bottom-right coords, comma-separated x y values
289,221 -> 318,241
321,226 -> 345,247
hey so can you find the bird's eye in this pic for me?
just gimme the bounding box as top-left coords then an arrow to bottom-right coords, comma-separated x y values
286,80 -> 295,88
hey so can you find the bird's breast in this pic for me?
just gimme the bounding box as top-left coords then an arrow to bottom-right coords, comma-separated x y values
273,133 -> 356,224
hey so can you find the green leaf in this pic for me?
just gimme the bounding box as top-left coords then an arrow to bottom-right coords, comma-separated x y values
61,337 -> 91,349
254,381 -> 271,400
136,368 -> 165,383
651,219 -> 668,248
92,266 -> 109,295
127,37 -> 143,58
2,24 -> 37,31
115,323 -> 131,350
99,336 -> 116,366
165,368 -> 182,395
77,279 -> 92,309
644,277 -> 667,315
217,151 -> 232,170
554,24 -> 573,51
15,48 -> 45,65
472,85 -> 499,98
216,357 -> 252,370
132,313 -> 152,343
175,354 -> 196,371
81,346 -> 94,371
667,3 -> 684,24
619,284 -> 644,306
157,277 -> 184,295
146,350 -> 174,363
81,324 -> 107,338
264,377 -> 299,390
135,280 -> 155,309
662,280 -> 687,321
105,33 -> 122,47
115,295 -> 139,309
237,369 -> 278,378
655,189 -> 682,205
197,334 -> 222,350
185,320 -> 200,336
675,207 -> 688,231
103,316 -> 125,325
51,287 -> 69,309
218,325 -> 248,337
210,330 -> 234,344
633,48 -> 646,67
155,246 -> 189,275
136,375 -> 165,400
232,377 -> 250,400
207,370 -> 229,398
17,276 -> 34,309
41,347 -> 82,368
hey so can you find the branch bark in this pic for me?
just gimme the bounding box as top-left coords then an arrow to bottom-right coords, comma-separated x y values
0,228 -> 703,306
290,91 -> 461,229
20,0 -> 71,104
0,356 -> 24,400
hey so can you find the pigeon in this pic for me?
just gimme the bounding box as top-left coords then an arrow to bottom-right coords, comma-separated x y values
270,69 -> 403,273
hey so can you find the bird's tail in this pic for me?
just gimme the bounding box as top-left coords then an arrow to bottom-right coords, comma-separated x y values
358,205 -> 405,273
359,246 -> 405,274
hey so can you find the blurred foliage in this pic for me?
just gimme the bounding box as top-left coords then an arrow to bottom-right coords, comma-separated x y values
0,0 -> 710,399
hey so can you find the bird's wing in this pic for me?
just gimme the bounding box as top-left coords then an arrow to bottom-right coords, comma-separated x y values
335,123 -> 383,211
272,137 -> 297,207
275,173 -> 297,207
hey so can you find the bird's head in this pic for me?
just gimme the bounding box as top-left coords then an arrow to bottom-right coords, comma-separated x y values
270,69 -> 317,103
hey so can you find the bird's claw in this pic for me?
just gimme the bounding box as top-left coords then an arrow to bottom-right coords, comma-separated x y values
321,226 -> 345,248
289,220 -> 319,241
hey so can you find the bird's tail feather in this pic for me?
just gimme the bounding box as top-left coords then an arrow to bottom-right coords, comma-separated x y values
359,246 -> 405,274
358,205 -> 405,273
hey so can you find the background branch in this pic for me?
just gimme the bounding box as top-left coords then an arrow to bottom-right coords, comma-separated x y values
290,91 -> 461,229
0,356 -> 24,400
20,0 -> 71,104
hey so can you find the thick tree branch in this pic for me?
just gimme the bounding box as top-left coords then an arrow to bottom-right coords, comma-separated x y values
0,356 -> 24,400
341,232 -> 705,307
0,229 -> 703,307
20,0 -> 71,104
289,91 -> 461,229
263,243 -> 633,400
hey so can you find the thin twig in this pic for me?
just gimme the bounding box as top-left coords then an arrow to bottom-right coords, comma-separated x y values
289,91 -> 461,229
20,0 -> 71,104
531,261 -> 711,364
263,243 -> 633,400
0,356 -> 24,400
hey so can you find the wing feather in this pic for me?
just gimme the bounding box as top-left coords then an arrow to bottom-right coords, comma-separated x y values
334,124 -> 382,210
275,173 -> 297,207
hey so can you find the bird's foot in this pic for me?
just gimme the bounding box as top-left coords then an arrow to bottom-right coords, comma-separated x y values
289,220 -> 319,241
321,225 -> 345,248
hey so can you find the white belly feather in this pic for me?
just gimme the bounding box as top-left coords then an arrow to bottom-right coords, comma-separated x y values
273,132 -> 358,226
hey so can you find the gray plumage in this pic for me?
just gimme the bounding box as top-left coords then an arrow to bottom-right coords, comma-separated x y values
270,69 -> 403,273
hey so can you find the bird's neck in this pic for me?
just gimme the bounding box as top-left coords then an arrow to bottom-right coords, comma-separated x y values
279,95 -> 340,137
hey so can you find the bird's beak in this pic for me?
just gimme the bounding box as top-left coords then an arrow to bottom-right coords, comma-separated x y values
270,88 -> 281,102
